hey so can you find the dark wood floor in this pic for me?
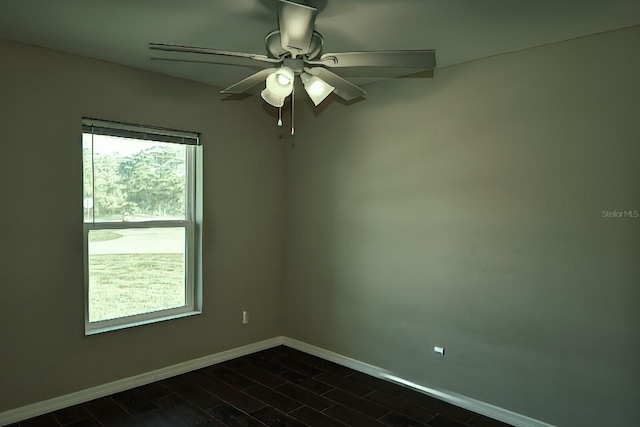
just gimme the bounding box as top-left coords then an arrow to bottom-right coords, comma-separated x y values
11,345 -> 513,427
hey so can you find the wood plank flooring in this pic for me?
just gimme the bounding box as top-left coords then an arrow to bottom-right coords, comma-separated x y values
11,345 -> 513,427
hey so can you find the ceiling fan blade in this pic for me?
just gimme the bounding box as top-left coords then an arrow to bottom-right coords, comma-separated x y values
277,0 -> 318,56
312,50 -> 436,69
326,67 -> 435,79
221,68 -> 278,94
150,57 -> 277,70
149,43 -> 281,65
305,67 -> 366,101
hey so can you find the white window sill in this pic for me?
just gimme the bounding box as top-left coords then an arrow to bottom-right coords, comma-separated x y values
85,310 -> 202,336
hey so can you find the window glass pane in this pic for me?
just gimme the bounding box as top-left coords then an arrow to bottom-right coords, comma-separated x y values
83,133 -> 187,223
88,227 -> 186,322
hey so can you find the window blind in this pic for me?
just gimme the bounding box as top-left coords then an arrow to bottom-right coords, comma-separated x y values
82,118 -> 200,145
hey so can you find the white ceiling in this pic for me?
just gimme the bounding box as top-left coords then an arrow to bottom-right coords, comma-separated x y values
1,0 -> 639,90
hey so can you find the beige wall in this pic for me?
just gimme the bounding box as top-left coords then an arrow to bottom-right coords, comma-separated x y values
0,39 -> 284,411
283,26 -> 640,427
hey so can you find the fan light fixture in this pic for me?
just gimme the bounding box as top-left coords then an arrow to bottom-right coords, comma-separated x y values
301,72 -> 334,106
261,67 -> 335,109
261,67 -> 294,107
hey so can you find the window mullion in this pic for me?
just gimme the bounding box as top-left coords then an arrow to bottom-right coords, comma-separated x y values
90,220 -> 191,231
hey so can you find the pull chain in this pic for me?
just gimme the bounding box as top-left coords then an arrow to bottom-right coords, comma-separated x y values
291,86 -> 295,137
290,87 -> 295,147
277,107 -> 282,127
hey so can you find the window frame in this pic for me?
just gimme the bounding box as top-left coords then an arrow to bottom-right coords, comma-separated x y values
82,118 -> 202,335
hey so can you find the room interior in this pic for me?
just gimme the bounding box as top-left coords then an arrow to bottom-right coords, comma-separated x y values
0,1 -> 639,426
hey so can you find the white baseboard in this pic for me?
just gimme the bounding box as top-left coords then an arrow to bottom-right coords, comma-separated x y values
0,337 -> 284,427
1,336 -> 554,427
282,337 -> 555,427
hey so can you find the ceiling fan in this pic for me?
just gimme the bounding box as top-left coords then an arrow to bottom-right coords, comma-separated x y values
150,0 -> 435,109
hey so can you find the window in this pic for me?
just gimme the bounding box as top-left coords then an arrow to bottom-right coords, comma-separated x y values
82,118 -> 202,334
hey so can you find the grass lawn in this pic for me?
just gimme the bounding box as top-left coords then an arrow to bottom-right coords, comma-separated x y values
88,253 -> 185,322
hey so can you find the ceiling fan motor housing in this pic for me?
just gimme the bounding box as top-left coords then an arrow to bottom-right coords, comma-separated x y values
283,58 -> 305,75
265,30 -> 324,60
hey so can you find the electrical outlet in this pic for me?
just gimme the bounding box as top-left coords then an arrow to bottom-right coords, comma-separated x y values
242,311 -> 249,324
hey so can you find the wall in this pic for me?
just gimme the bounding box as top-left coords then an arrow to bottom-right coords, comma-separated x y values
0,39 -> 284,411
283,26 -> 640,427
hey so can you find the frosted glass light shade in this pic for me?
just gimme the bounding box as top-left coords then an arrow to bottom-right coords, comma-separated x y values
261,88 -> 286,107
301,72 -> 335,106
261,67 -> 295,107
